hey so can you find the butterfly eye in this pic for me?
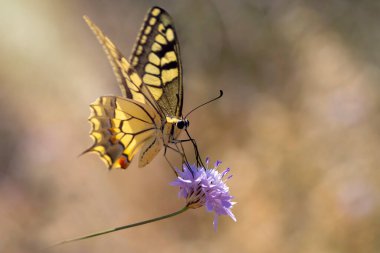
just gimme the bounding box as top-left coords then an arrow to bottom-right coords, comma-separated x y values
176,121 -> 185,129
185,119 -> 190,128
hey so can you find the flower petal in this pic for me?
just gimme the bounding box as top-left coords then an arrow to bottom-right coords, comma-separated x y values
170,158 -> 236,229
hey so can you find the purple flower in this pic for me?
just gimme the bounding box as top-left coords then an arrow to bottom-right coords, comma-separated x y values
170,159 -> 236,229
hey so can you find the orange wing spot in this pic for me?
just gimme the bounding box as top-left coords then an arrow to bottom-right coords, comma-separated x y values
110,136 -> 118,144
118,156 -> 129,169
109,127 -> 119,134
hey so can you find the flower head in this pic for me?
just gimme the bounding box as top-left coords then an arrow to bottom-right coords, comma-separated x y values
170,159 -> 236,229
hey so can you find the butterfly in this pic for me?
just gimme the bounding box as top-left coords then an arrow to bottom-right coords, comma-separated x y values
83,6 -> 200,170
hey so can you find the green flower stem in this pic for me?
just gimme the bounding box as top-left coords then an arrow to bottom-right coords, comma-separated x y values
47,205 -> 188,249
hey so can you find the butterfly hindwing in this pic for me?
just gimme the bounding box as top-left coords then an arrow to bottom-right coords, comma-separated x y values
87,96 -> 161,169
138,135 -> 163,167
130,6 -> 183,117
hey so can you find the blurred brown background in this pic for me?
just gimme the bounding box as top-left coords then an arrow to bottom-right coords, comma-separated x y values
1,0 -> 380,252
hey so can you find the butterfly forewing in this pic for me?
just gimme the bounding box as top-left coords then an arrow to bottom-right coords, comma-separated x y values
84,16 -> 155,106
130,6 -> 183,117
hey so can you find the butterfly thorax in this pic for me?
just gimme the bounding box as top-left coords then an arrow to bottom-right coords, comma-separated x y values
163,116 -> 189,144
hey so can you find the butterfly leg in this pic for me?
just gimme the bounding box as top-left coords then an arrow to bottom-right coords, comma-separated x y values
163,145 -> 177,176
163,143 -> 190,174
170,129 -> 204,168
173,140 -> 203,168
174,141 -> 191,168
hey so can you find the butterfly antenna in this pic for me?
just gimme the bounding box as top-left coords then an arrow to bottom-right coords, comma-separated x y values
184,90 -> 223,118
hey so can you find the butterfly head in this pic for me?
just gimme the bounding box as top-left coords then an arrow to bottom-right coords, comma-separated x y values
176,118 -> 190,130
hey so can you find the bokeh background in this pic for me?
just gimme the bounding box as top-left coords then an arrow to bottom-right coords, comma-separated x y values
1,0 -> 380,252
